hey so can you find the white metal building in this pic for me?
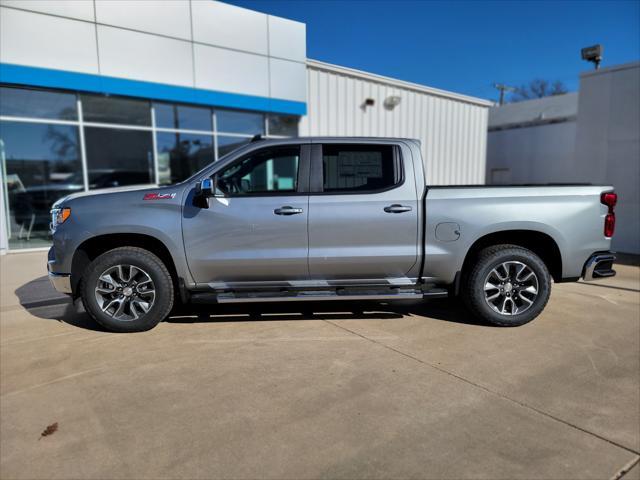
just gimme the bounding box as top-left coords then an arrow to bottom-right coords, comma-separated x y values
487,62 -> 640,254
0,0 -> 490,253
302,60 -> 491,185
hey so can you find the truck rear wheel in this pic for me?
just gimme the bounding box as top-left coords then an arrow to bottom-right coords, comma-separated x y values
81,247 -> 174,332
462,245 -> 551,327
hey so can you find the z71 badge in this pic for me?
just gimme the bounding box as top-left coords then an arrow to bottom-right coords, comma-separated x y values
143,192 -> 176,200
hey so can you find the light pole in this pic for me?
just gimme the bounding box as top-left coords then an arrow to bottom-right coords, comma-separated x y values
493,83 -> 517,106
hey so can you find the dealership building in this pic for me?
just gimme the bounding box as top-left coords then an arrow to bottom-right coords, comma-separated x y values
0,0 -> 491,252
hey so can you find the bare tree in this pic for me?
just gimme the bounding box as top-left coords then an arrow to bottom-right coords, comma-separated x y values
510,79 -> 568,102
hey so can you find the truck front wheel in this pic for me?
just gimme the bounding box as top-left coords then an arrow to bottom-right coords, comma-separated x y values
81,247 -> 174,332
462,245 -> 551,327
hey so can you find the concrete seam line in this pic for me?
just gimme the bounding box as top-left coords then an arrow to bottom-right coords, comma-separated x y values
323,319 -> 640,457
610,456 -> 640,480
1,366 -> 108,399
576,282 -> 640,293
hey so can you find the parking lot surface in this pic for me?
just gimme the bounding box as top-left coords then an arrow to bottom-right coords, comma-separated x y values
1,251 -> 639,479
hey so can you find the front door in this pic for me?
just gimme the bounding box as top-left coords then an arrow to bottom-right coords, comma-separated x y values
308,142 -> 419,280
182,145 -> 309,284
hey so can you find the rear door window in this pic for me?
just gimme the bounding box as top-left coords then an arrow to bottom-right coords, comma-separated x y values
321,144 -> 401,193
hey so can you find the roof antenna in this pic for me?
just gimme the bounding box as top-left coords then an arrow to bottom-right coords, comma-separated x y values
251,134 -> 262,142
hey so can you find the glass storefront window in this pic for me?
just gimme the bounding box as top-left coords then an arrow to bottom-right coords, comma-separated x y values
217,135 -> 252,159
0,83 -> 300,250
154,103 -> 212,132
81,94 -> 151,126
1,121 -> 82,248
216,110 -> 264,135
0,86 -> 78,120
268,114 -> 299,137
156,132 -> 214,185
84,127 -> 154,188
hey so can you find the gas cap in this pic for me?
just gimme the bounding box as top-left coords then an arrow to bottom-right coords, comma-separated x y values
435,222 -> 461,242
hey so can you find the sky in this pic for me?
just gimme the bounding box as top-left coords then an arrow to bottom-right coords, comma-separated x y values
227,0 -> 640,102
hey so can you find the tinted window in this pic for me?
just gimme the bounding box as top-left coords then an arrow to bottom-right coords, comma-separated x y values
0,86 -> 77,120
156,132 -> 214,185
1,121 -> 82,248
217,135 -> 251,159
154,102 -> 212,131
217,147 -> 299,195
216,110 -> 264,135
84,127 -> 154,188
81,94 -> 151,126
267,114 -> 298,136
322,145 -> 399,193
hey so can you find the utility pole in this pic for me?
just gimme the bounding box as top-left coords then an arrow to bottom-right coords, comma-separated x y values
493,83 -> 517,106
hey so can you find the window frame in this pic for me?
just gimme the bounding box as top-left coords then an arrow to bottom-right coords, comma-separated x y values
213,144 -> 310,198
310,143 -> 404,195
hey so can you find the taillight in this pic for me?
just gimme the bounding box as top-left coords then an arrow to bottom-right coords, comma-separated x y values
601,191 -> 618,237
601,192 -> 618,209
604,214 -> 616,237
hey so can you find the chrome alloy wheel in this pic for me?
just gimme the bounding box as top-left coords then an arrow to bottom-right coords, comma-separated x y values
483,261 -> 539,316
94,265 -> 156,321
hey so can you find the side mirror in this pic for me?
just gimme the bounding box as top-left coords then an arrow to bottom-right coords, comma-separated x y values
196,178 -> 214,198
193,177 -> 224,208
193,178 -> 214,209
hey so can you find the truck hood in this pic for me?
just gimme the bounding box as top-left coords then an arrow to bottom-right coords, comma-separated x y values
52,184 -> 181,208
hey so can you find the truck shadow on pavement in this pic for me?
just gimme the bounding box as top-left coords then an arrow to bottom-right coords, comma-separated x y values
15,276 -> 487,332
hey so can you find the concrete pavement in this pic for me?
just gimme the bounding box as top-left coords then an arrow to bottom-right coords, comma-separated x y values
1,251 -> 639,479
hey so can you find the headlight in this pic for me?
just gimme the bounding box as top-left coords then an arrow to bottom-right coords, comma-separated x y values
50,207 -> 71,232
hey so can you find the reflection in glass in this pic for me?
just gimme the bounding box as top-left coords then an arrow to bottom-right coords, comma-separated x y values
156,132 -> 214,185
1,121 -> 82,248
218,147 -> 299,195
216,110 -> 264,135
84,127 -> 154,188
154,103 -> 212,131
0,86 -> 78,120
81,94 -> 151,126
217,135 -> 251,159
267,115 -> 299,136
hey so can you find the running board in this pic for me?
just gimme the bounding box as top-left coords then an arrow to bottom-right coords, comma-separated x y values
190,288 -> 448,304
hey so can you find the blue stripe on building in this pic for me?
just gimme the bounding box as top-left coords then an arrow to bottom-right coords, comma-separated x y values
0,63 -> 307,116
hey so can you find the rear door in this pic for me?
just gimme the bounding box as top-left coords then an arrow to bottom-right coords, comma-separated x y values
182,144 -> 310,284
307,142 -> 419,280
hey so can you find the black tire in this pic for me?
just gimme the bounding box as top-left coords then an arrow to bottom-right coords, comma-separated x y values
81,247 -> 174,333
462,244 -> 551,327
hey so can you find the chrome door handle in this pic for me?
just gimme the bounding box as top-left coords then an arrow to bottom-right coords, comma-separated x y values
384,204 -> 412,213
274,206 -> 304,215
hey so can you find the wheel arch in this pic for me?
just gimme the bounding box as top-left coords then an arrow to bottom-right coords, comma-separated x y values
460,230 -> 563,283
71,233 -> 179,297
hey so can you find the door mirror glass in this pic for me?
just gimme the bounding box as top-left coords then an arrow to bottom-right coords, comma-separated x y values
194,176 -> 226,208
195,177 -> 214,198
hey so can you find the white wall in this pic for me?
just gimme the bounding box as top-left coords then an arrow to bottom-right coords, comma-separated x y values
0,163 -> 7,254
487,121 -> 577,184
302,60 -> 490,185
0,0 -> 307,103
573,63 -> 640,254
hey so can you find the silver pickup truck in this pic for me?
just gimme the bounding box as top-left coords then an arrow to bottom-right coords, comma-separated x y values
47,137 -> 617,332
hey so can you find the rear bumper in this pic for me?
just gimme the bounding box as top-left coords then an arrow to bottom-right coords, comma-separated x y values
582,253 -> 616,281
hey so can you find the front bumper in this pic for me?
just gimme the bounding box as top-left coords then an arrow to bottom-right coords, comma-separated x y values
583,253 -> 616,281
48,272 -> 72,294
48,255 -> 72,294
